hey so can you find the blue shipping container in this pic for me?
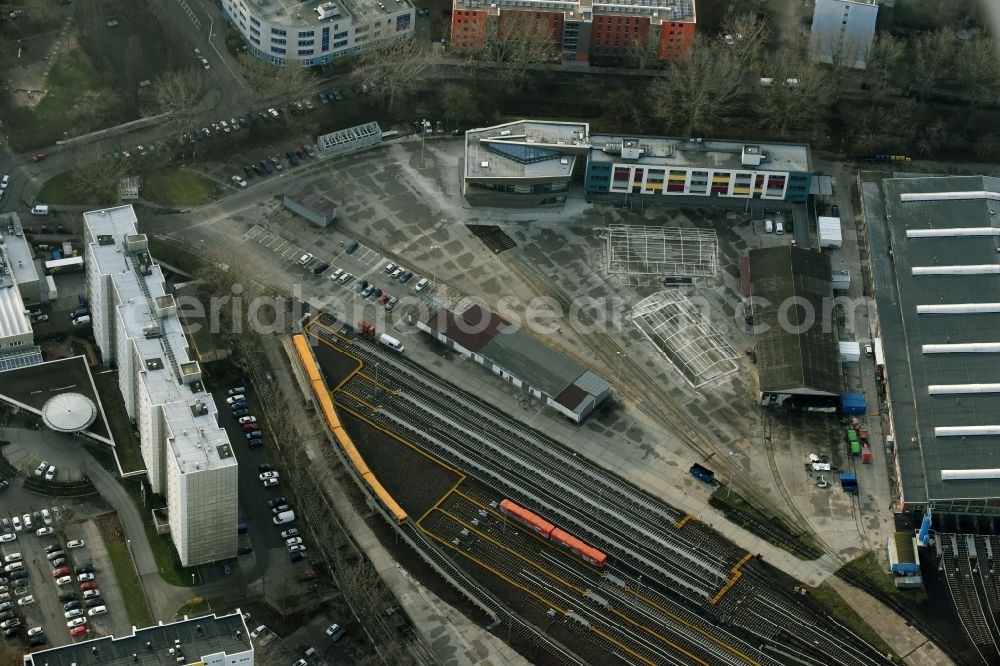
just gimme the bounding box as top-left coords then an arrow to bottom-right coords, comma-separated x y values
840,392 -> 867,415
689,463 -> 715,484
51,250 -> 62,261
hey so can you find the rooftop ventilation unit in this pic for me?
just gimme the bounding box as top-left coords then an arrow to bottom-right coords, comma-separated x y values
143,325 -> 162,339
741,145 -> 764,167
316,1 -> 339,19
190,401 -> 209,417
620,139 -> 644,161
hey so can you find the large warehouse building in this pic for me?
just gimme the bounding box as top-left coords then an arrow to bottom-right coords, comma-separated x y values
864,175 -> 1000,518
417,301 -> 611,422
748,246 -> 841,404
85,206 -> 238,566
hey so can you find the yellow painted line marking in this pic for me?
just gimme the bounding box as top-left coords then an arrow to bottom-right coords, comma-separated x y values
608,607 -> 710,666
710,552 -> 755,605
306,318 -> 353,344
589,626 -> 657,666
420,526 -> 570,615
626,589 -> 761,666
335,389 -> 379,414
334,401 -> 466,478
674,514 -> 693,529
417,480 -> 462,526
435,507 -> 588,595
454,490 -> 605,576
356,371 -> 397,395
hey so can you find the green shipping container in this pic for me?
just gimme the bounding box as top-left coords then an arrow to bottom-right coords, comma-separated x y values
850,440 -> 861,455
846,429 -> 859,443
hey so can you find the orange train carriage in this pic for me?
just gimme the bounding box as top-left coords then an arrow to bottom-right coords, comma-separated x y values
499,499 -> 607,568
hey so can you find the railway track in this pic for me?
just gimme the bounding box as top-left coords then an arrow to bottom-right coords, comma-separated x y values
308,318 -> 896,666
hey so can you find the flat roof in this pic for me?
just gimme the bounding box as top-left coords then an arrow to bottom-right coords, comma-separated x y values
84,206 -> 235,474
588,134 -> 811,174
0,356 -> 112,443
256,0 -> 411,27
0,212 -> 40,287
423,303 -> 610,412
455,0 -> 695,23
866,175 -> 1000,503
749,246 -> 841,396
24,610 -> 251,666
465,120 -> 590,181
286,184 -> 338,217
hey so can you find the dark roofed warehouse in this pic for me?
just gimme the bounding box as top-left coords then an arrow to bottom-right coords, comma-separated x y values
749,246 -> 841,400
418,302 -> 611,422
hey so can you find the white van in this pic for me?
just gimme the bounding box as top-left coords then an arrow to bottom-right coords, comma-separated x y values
273,510 -> 295,525
72,315 -> 91,326
378,334 -> 404,353
31,205 -> 49,216
775,221 -> 784,235
764,219 -> 774,233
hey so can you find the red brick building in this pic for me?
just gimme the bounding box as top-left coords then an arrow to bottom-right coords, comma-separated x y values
450,0 -> 695,63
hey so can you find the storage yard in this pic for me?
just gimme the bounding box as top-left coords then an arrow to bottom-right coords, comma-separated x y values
296,313 -> 896,666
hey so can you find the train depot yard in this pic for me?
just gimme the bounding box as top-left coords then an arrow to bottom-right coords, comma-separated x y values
294,315 -> 898,665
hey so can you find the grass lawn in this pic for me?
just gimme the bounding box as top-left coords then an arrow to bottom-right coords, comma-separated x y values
95,513 -> 154,629
842,552 -> 929,605
9,49 -> 126,151
175,596 -> 209,619
36,170 -> 110,205
143,169 -> 215,207
810,582 -> 901,662
121,477 -> 200,587
92,371 -> 145,474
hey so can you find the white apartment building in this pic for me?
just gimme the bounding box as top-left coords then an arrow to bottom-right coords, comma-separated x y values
84,205 -> 237,567
221,0 -> 414,67
810,0 -> 879,68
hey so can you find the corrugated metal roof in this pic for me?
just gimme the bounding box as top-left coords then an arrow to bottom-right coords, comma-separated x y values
0,285 -> 30,340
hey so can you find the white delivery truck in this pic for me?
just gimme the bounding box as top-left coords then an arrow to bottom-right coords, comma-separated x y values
31,205 -> 49,216
379,333 -> 404,353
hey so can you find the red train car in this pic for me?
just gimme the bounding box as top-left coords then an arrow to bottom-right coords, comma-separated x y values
499,499 -> 607,568
499,499 -> 554,538
550,528 -> 607,568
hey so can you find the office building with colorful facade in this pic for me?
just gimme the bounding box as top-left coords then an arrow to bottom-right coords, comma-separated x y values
585,135 -> 812,204
450,0 -> 695,63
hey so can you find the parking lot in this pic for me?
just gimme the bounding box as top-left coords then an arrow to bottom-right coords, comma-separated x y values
1,510 -> 129,650
245,224 -> 435,319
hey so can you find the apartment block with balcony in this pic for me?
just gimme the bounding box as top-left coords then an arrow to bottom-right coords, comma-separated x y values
450,0 -> 695,63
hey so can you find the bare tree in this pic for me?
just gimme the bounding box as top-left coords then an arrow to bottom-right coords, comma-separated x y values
439,82 -> 480,128
911,29 -> 958,94
648,36 -> 743,135
237,54 -> 314,103
154,69 -> 206,119
70,149 -> 126,204
758,44 -> 832,138
625,31 -> 661,72
719,11 -> 770,70
954,33 -> 1000,107
355,39 -> 433,112
866,34 -> 905,95
464,11 -> 560,87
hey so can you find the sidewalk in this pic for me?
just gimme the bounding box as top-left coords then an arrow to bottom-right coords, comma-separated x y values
268,335 -> 527,666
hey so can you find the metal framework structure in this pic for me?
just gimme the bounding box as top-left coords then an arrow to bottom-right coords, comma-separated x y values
607,225 -> 719,278
631,290 -> 739,388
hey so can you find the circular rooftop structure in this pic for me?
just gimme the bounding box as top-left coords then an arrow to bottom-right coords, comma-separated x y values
41,392 -> 97,433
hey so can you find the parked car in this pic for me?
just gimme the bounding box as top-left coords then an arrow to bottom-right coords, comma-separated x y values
67,540 -> 85,549
26,627 -> 43,636
62,600 -> 79,611
267,497 -> 286,509
82,590 -> 100,600
35,527 -> 53,536
232,408 -> 250,418
398,270 -> 414,284
17,595 -> 34,606
360,285 -> 374,298
290,551 -> 306,563
242,423 -> 259,432
46,550 -> 64,561
230,401 -> 248,412
58,592 -> 78,603
66,617 -> 87,628
280,528 -> 299,538
414,278 -> 430,292
226,395 -> 246,404
34,462 -> 48,477
45,466 -> 56,481
69,625 -> 86,637
295,570 -> 316,582
232,175 -> 248,188
81,582 -> 98,591
259,160 -> 273,174
344,241 -> 359,254
259,472 -> 278,482
246,431 -> 263,441
87,606 -> 107,616
288,544 -> 306,553
240,416 -> 258,425
51,567 -> 70,578
55,576 -> 72,586
46,544 -> 62,554
2,554 -> 20,564
84,598 -> 104,608
77,573 -> 95,582
285,537 -> 303,546
312,262 -> 330,275
75,565 -> 95,575
0,534 -> 14,543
